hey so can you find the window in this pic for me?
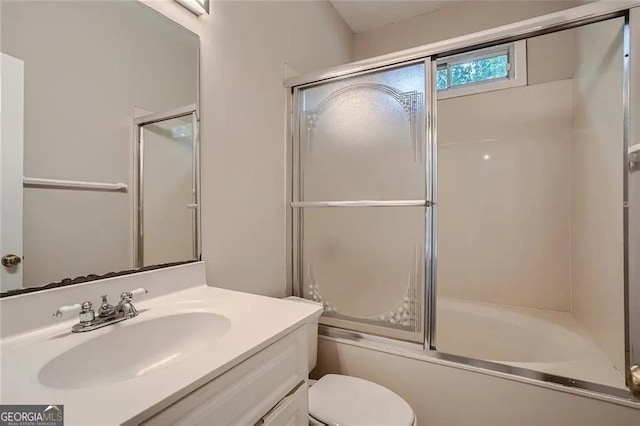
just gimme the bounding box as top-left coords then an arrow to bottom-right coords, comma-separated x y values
436,40 -> 527,99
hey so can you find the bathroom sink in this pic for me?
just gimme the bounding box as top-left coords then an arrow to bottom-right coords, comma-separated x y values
38,311 -> 231,389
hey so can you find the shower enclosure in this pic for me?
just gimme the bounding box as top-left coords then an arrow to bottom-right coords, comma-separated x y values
134,104 -> 200,268
288,2 -> 640,402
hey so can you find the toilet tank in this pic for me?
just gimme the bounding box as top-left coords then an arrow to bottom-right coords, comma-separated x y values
285,296 -> 323,372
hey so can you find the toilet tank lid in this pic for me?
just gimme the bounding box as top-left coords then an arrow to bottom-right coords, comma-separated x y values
309,374 -> 415,426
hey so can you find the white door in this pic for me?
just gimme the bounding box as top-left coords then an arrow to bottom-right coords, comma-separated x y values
0,53 -> 24,291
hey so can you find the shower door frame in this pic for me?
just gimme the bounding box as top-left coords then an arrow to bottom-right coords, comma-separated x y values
290,59 -> 436,347
287,0 -> 640,403
133,104 -> 201,268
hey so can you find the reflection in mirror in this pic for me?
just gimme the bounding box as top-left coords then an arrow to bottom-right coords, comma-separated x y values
0,1 -> 199,294
139,111 -> 197,267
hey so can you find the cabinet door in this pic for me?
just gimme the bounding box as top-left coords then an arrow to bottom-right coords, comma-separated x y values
137,330 -> 307,426
258,382 -> 308,426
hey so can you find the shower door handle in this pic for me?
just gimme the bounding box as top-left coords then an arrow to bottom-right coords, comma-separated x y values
631,365 -> 640,400
630,144 -> 640,172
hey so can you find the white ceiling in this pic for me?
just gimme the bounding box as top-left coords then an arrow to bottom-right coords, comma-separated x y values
330,1 -> 463,33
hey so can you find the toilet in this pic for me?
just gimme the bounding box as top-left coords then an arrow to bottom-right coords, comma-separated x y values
287,297 -> 417,426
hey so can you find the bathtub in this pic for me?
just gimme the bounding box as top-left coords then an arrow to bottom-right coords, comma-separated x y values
435,298 -> 625,388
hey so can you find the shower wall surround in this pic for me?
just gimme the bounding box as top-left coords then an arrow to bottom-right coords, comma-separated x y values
437,79 -> 574,311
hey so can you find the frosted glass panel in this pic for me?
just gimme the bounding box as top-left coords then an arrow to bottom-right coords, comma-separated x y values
302,207 -> 425,342
299,63 -> 426,201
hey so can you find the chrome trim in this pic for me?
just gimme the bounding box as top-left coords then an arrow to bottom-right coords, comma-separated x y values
291,200 -> 432,208
292,87 -> 302,297
196,34 -> 202,263
319,325 -> 424,352
285,2 -> 635,88
285,88 -> 294,296
436,42 -> 512,69
318,327 -> 636,403
425,59 -> 438,351
134,103 -> 197,126
625,8 -> 640,401
136,124 -> 145,268
624,11 -> 632,384
191,111 -> 199,260
291,58 -> 428,91
54,288 -> 148,333
134,107 -> 199,268
431,352 -> 633,401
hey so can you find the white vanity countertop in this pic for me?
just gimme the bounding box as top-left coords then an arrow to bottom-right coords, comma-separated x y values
0,284 -> 321,426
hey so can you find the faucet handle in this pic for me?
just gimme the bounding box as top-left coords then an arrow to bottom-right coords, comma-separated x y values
120,287 -> 148,302
79,301 -> 95,323
53,303 -> 82,317
53,301 -> 93,319
130,287 -> 148,297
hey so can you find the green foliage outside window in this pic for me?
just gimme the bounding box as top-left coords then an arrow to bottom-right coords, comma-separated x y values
437,54 -> 509,91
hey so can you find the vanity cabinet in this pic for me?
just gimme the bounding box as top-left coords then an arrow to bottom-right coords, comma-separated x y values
140,327 -> 309,426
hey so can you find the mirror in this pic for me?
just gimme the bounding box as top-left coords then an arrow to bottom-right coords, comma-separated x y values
0,1 -> 199,295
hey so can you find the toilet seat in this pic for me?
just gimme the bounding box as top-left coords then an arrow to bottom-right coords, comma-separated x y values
308,374 -> 415,426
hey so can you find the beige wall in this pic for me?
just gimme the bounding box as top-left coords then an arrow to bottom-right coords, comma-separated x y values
315,339 -> 640,425
1,1 -> 198,286
436,23 -> 576,311
145,0 -> 354,297
571,17 -> 626,374
353,1 -> 579,60
437,79 -> 574,311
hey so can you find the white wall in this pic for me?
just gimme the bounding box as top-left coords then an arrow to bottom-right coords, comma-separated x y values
571,17 -> 626,375
434,22 -> 576,311
1,1 -> 198,286
437,79 -> 574,311
315,339 -> 640,425
353,1 -> 579,60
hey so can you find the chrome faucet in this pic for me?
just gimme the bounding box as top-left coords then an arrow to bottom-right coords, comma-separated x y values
53,288 -> 148,333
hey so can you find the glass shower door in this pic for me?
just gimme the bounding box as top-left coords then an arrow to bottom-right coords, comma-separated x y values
293,62 -> 432,343
138,111 -> 198,267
